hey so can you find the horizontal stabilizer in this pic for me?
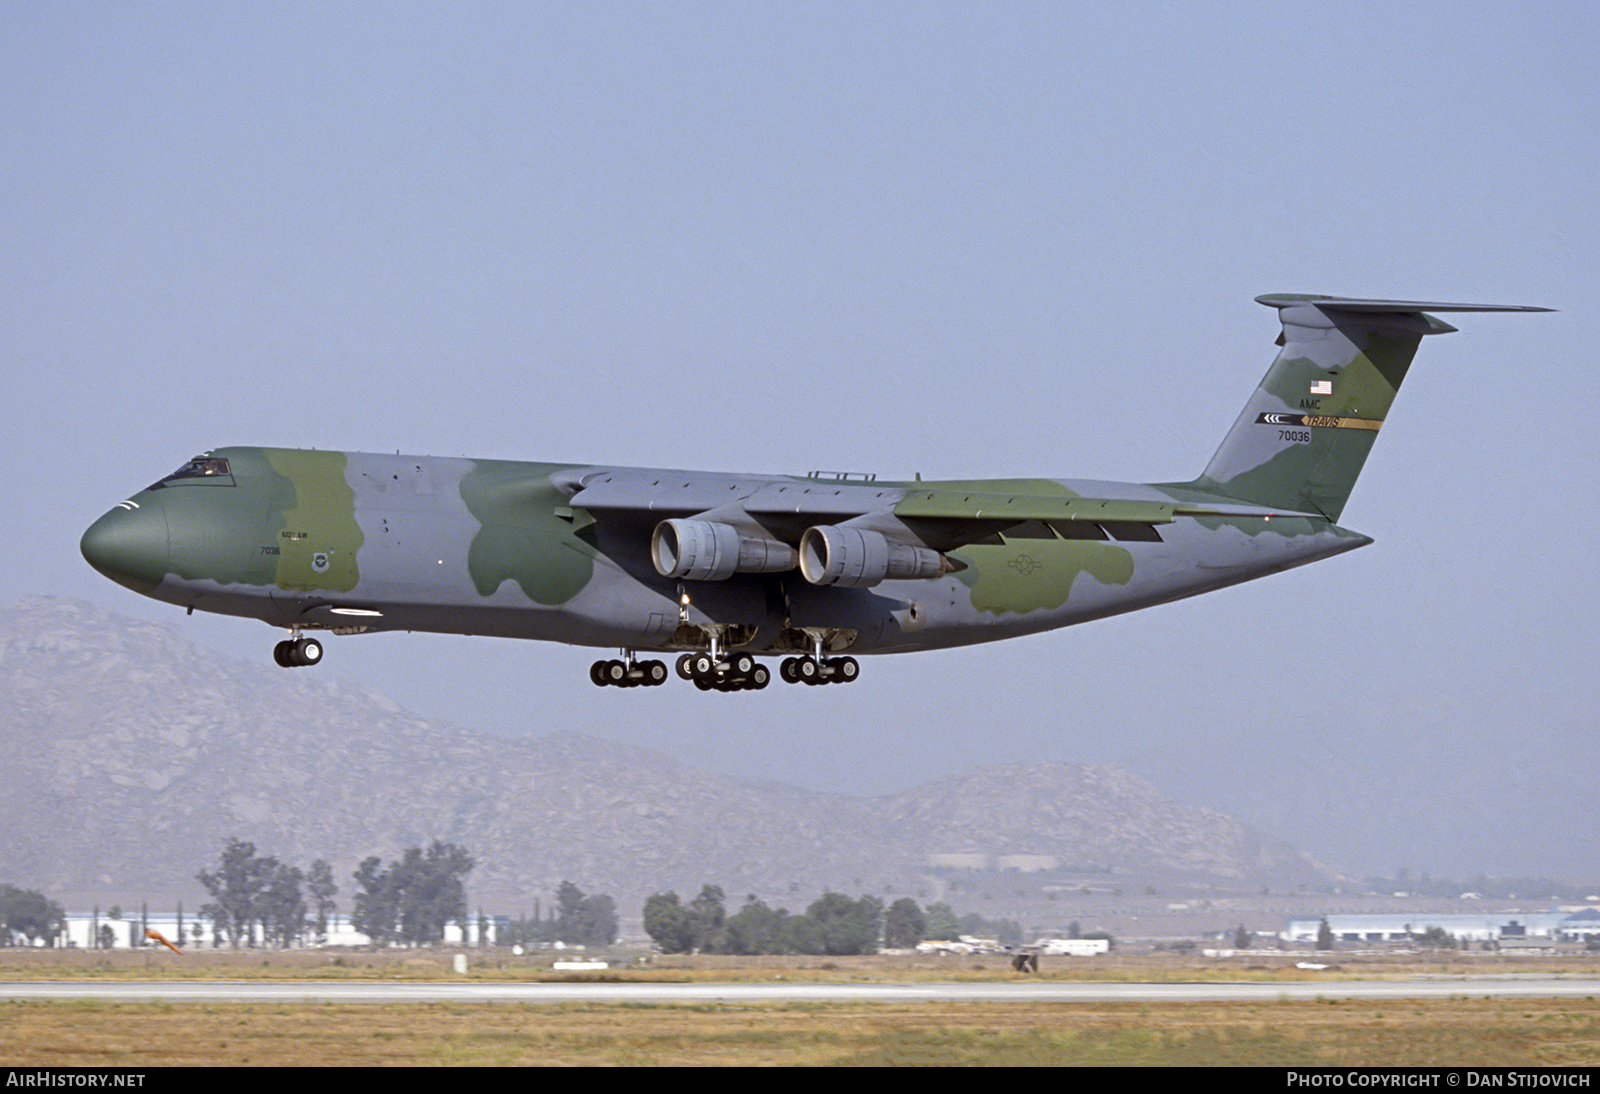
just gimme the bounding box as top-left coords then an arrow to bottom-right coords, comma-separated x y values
1257,295 -> 1550,334
1256,294 -> 1551,314
1187,293 -> 1551,521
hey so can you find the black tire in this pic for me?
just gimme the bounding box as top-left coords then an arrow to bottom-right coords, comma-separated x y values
750,664 -> 770,689
837,656 -> 859,682
273,641 -> 292,668
590,660 -> 609,686
796,658 -> 819,683
675,654 -> 695,680
296,638 -> 322,666
645,660 -> 668,685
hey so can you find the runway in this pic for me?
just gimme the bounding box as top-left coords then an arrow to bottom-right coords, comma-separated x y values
6,978 -> 1599,1004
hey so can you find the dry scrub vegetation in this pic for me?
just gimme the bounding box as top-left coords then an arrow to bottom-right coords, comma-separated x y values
2,997 -> 1597,1066
3,950 -> 1597,1065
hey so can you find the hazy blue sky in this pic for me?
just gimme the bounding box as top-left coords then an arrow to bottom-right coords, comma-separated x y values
4,1 -> 1595,880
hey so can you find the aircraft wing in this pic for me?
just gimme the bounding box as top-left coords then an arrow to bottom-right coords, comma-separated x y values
553,467 -> 1315,586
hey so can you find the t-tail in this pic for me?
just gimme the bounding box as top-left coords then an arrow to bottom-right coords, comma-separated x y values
1185,294 -> 1550,522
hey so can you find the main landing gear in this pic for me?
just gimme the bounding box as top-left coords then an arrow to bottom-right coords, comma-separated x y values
778,655 -> 859,686
589,656 -> 670,688
590,650 -> 860,691
676,651 -> 771,692
273,636 -> 322,668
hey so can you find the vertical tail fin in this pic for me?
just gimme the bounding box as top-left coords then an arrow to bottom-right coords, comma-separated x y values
1187,295 -> 1548,522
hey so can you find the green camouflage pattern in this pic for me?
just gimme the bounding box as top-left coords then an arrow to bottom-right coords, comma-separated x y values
80,295 -> 1547,684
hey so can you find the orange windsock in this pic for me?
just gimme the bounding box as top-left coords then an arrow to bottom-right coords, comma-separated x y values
145,928 -> 182,955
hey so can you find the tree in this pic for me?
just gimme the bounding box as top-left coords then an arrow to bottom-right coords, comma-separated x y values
549,881 -> 616,947
572,893 -> 618,947
805,892 -> 883,956
687,885 -> 728,952
777,911 -> 824,955
1415,925 -> 1454,949
1316,917 -> 1335,951
641,887 -> 729,953
307,860 -> 337,944
1233,924 -> 1251,950
197,838 -> 271,948
259,862 -> 306,948
643,892 -> 696,954
407,842 -> 474,944
352,855 -> 398,947
924,902 -> 961,941
0,885 -> 65,946
723,899 -> 787,956
554,881 -> 587,944
884,898 -> 927,950
353,842 -> 474,946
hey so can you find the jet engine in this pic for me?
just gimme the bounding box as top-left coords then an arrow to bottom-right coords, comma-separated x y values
651,518 -> 797,581
798,525 -> 944,588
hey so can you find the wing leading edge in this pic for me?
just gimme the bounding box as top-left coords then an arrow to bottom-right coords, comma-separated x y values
552,466 -> 1313,588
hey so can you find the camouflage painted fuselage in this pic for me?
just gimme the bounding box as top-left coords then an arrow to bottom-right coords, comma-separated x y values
80,447 -> 1365,655
80,295 -> 1545,666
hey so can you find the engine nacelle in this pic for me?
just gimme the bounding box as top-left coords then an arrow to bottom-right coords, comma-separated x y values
798,525 -> 945,588
651,519 -> 797,581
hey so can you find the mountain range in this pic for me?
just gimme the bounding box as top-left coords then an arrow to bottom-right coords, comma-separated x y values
0,597 -> 1338,922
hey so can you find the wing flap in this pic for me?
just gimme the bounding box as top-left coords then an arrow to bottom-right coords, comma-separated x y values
895,490 -> 1175,526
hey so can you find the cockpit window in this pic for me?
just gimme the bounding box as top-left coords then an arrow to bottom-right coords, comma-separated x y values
148,456 -> 235,490
171,457 -> 231,479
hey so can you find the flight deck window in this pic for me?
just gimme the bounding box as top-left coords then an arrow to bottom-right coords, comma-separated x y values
172,458 -> 231,478
148,457 -> 235,489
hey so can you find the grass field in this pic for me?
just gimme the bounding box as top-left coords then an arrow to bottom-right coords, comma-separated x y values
2,949 -> 1597,1066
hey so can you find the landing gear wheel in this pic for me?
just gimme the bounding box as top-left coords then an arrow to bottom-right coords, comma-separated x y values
275,637 -> 322,668
644,660 -> 668,686
780,657 -> 798,683
675,654 -> 695,680
796,657 -> 820,685
730,653 -> 755,676
590,660 -> 609,686
749,664 -> 771,689
835,656 -> 858,683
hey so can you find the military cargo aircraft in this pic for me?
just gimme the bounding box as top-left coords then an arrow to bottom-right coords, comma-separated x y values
82,294 -> 1545,692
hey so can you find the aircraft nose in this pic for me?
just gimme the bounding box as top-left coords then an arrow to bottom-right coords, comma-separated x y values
81,500 -> 170,592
